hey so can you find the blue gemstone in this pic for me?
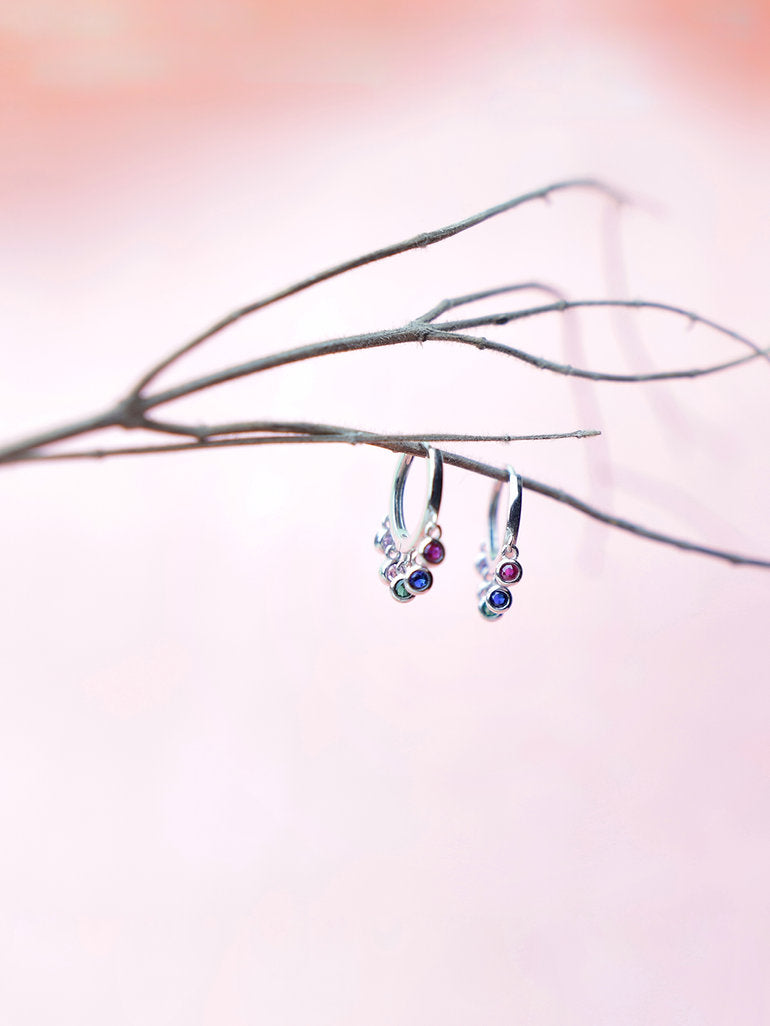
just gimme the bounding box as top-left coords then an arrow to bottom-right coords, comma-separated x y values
488,587 -> 511,610
408,568 -> 432,592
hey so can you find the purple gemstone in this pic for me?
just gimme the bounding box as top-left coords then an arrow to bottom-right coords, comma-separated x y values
498,561 -> 521,583
375,528 -> 395,551
422,540 -> 445,565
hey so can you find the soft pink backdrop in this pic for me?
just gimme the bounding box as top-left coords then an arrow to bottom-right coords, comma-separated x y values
1,2 -> 769,1023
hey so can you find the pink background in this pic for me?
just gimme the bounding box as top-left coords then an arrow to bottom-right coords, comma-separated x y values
1,2 -> 769,1023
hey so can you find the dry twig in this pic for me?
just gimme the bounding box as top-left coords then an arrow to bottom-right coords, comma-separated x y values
2,178 -> 767,573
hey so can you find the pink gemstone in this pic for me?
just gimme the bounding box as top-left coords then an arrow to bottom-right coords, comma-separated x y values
498,561 -> 521,583
423,540 -> 445,565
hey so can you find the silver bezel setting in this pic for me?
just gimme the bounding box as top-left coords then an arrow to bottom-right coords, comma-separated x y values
477,588 -> 503,620
494,558 -> 523,587
482,584 -> 512,614
405,567 -> 433,596
416,528 -> 445,568
390,576 -> 416,603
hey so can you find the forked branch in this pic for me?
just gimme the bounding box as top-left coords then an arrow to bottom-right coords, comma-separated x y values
1,179 -> 767,574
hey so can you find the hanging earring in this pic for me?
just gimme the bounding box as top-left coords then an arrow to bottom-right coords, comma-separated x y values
374,445 -> 446,603
475,465 -> 524,620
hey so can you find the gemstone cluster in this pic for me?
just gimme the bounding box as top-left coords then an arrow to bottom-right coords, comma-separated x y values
375,518 -> 445,603
475,545 -> 523,621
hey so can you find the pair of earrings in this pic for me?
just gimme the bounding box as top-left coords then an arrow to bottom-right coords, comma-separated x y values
374,446 -> 524,620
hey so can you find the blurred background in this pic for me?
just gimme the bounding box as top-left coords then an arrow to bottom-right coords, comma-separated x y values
1,1 -> 769,1023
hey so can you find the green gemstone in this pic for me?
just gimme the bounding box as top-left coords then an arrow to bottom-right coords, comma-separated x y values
392,579 -> 413,602
479,602 -> 502,620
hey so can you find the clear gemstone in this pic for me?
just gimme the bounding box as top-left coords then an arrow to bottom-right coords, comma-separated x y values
384,561 -> 400,582
475,554 -> 491,579
375,527 -> 395,553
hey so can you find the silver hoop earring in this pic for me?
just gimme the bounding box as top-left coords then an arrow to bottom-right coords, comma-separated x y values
374,446 -> 446,602
475,465 -> 524,620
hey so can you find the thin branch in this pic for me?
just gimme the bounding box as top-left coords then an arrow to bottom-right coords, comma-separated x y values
1,295 -> 763,465
127,177 -> 626,399
426,330 -> 765,382
521,476 -> 770,569
14,428 -> 601,461
0,410 -> 121,463
140,417 -> 599,443
417,281 -> 568,323
432,298 -> 770,363
2,180 -> 765,581
12,432 -> 769,570
137,327 -> 422,409
0,295 -> 765,466
425,285 -> 608,492
137,309 -> 768,413
139,417 -> 360,441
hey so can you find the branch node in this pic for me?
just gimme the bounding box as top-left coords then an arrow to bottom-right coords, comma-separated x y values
114,396 -> 149,430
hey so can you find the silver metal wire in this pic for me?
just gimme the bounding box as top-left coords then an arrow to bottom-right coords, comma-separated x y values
390,445 -> 444,555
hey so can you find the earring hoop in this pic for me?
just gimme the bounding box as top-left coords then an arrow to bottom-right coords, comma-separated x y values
476,465 -> 524,620
390,446 -> 443,553
375,446 -> 446,602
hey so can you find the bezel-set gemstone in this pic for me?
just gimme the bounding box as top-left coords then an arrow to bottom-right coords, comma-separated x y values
421,540 -> 445,565
496,560 -> 522,584
486,586 -> 512,611
380,558 -> 404,583
479,600 -> 503,620
391,579 -> 414,602
375,522 -> 396,556
475,553 -> 491,579
407,568 -> 433,594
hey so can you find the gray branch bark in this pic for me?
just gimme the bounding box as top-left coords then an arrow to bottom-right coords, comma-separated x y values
1,178 -> 767,573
